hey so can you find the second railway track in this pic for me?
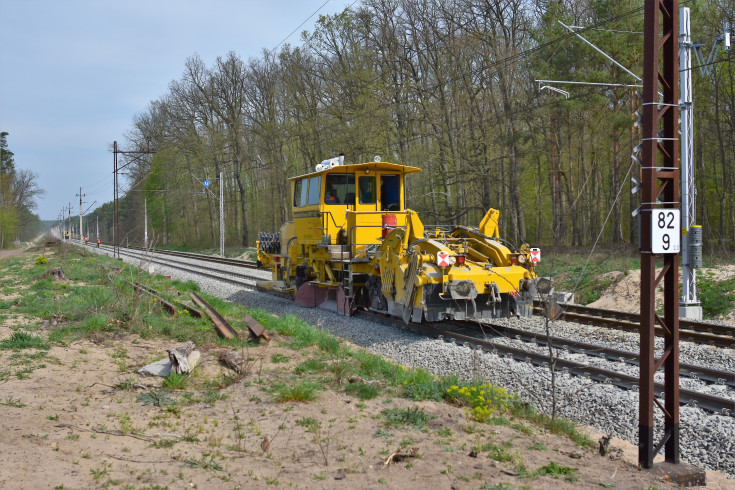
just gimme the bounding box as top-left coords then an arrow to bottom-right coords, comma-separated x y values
534,300 -> 735,348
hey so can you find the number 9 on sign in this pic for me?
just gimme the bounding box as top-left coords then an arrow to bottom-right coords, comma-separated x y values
651,209 -> 680,254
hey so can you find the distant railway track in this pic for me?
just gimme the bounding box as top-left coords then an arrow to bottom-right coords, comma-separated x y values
105,246 -> 264,287
533,300 -> 735,348
125,246 -> 259,269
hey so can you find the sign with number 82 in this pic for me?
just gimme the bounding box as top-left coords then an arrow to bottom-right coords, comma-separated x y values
651,209 -> 680,254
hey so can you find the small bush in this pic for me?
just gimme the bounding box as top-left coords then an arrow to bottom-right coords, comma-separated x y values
34,256 -> 48,266
698,277 -> 735,317
445,383 -> 512,423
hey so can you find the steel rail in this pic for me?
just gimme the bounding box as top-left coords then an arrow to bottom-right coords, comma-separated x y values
109,247 -> 266,286
533,301 -> 735,347
190,291 -> 240,340
125,245 -> 258,269
471,321 -> 734,388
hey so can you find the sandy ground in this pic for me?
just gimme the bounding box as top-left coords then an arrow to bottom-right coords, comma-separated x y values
4,328 -> 729,490
1,246 -> 733,489
589,265 -> 735,322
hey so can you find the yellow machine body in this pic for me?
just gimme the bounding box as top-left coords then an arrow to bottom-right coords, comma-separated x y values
256,160 -> 538,322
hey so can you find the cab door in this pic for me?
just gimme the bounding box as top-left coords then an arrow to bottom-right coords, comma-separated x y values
292,175 -> 322,244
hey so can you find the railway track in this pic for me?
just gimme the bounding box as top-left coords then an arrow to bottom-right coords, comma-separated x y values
104,246 -> 264,287
125,245 -> 258,269
474,320 -> 734,388
96,244 -> 734,415
534,300 -> 735,348
358,311 -> 734,415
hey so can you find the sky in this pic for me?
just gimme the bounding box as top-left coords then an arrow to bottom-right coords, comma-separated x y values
0,0 -> 352,221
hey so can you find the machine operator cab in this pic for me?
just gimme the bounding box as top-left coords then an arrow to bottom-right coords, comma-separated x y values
290,158 -> 421,257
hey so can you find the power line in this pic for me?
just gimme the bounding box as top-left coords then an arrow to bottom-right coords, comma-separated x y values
680,53 -> 733,73
272,0 -> 333,52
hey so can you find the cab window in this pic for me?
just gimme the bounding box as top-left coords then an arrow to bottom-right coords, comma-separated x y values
358,176 -> 376,204
380,174 -> 400,211
307,175 -> 321,206
293,179 -> 307,207
325,174 -> 355,205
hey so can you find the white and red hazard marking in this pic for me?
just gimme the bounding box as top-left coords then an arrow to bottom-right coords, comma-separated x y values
530,248 -> 541,264
437,251 -> 451,268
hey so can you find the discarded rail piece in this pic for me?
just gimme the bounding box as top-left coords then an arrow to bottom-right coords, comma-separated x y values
243,312 -> 271,342
190,292 -> 240,340
179,302 -> 204,318
131,282 -> 177,316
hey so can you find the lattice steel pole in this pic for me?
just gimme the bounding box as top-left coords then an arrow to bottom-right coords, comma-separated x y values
640,0 -> 680,469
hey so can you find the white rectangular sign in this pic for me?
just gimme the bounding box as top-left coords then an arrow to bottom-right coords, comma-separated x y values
651,209 -> 680,254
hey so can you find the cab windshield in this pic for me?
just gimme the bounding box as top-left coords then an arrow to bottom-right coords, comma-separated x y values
324,174 -> 355,205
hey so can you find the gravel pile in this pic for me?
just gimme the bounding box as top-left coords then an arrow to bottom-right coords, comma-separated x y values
95,246 -> 735,478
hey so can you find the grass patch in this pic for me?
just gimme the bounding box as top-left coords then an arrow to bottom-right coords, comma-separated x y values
203,389 -> 228,406
295,359 -> 326,374
0,331 -> 50,350
477,441 -> 514,462
698,275 -> 735,317
137,390 -> 175,407
0,396 -> 26,408
510,402 -> 593,448
398,369 -> 454,401
345,382 -> 380,400
184,455 -> 222,471
161,372 -> 189,390
295,417 -> 321,432
271,353 -> 290,363
534,461 -> 579,481
272,380 -> 321,403
381,406 -> 434,430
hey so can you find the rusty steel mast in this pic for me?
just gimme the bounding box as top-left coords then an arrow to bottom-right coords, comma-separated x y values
639,0 -> 681,471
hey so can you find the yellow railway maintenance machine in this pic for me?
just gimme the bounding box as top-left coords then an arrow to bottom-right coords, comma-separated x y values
257,157 -> 539,323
